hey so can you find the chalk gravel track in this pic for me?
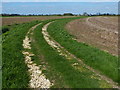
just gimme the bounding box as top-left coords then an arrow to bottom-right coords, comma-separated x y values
42,21 -> 119,88
22,23 -> 53,88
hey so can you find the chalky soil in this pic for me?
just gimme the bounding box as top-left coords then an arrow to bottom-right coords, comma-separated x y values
22,23 -> 53,88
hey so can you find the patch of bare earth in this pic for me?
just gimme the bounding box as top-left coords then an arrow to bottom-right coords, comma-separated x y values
2,16 -> 76,26
66,16 -> 118,56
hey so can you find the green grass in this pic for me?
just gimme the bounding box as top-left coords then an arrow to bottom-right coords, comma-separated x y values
2,16 -> 118,88
0,34 -> 2,89
30,19 -> 113,88
47,17 -> 119,83
2,21 -> 40,88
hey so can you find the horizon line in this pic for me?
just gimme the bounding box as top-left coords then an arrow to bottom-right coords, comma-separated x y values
2,1 -> 119,2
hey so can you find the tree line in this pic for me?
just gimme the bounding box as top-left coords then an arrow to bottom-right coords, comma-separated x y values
1,12 -> 119,16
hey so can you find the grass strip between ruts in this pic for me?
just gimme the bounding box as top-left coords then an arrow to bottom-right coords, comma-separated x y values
31,18 -> 113,88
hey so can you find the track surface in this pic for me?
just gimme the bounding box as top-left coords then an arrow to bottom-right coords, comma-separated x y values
66,16 -> 118,56
41,21 -> 119,88
4,17 -> 119,88
22,23 -> 53,88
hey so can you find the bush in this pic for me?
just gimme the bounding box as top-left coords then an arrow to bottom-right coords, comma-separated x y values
2,27 -> 9,33
63,13 -> 74,16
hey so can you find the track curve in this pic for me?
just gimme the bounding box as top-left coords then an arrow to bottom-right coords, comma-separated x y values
42,21 -> 119,88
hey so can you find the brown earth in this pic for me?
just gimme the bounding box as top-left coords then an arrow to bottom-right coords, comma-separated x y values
2,16 -> 75,26
66,16 -> 118,56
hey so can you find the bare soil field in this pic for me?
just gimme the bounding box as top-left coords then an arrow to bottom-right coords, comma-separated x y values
2,16 -> 75,26
66,16 -> 118,56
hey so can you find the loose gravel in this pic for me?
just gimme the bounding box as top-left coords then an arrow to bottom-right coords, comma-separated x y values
22,23 -> 53,88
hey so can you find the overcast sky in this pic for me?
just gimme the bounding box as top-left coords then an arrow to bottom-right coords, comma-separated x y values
2,0 -> 120,2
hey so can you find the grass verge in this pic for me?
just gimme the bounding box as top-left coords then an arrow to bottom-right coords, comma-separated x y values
47,17 -> 118,83
2,21 -> 40,88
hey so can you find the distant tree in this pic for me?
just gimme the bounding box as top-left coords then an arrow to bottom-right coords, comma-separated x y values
96,13 -> 101,16
63,13 -> 74,16
83,12 -> 88,16
89,14 -> 92,16
2,13 -> 21,16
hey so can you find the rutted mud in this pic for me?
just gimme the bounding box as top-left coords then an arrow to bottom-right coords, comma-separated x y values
66,16 -> 118,56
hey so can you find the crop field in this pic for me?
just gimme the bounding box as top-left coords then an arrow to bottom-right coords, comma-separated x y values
2,16 -> 75,26
2,16 -> 119,88
66,16 -> 118,56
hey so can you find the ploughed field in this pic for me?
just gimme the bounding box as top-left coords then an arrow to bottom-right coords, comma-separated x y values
2,16 -> 75,26
2,16 -> 119,88
66,16 -> 118,56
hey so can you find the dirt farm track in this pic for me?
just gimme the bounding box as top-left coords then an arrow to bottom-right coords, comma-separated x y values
2,16 -> 120,88
66,16 -> 118,56
2,16 -> 118,55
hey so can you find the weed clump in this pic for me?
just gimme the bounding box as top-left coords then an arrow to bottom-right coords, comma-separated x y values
2,27 -> 9,33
